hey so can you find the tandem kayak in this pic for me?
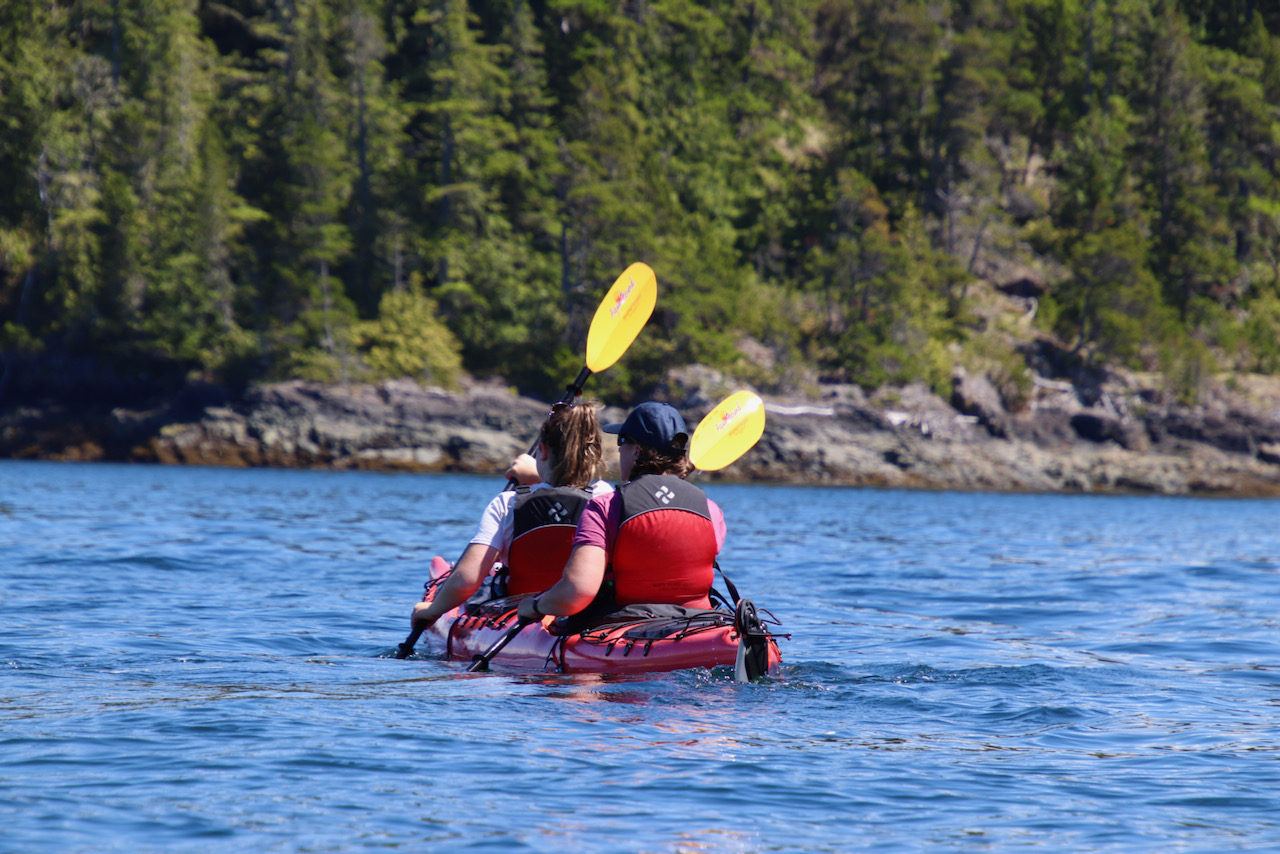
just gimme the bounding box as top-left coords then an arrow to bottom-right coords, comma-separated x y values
415,556 -> 783,679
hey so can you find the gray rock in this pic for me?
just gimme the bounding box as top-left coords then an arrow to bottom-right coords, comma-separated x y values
7,374 -> 1280,497
1070,409 -> 1150,451
951,368 -> 1009,438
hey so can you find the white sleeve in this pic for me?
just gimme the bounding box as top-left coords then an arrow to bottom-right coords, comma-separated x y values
589,479 -> 615,497
470,492 -> 517,551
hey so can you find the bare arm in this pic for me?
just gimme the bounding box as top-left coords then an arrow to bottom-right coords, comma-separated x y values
516,543 -> 606,620
411,542 -> 499,630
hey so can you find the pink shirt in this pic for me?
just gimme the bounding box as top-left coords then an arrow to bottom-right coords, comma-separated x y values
573,491 -> 726,553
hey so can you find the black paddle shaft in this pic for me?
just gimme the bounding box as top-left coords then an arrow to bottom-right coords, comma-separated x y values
395,634 -> 420,659
467,618 -> 533,672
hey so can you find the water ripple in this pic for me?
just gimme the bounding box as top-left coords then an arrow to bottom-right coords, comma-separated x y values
4,463 -> 1280,852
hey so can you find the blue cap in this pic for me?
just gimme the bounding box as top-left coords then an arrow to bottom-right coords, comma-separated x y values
604,402 -> 688,453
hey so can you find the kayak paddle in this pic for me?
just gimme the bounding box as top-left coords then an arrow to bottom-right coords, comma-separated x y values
688,390 -> 769,682
465,390 -> 768,672
396,263 -> 657,660
503,261 -> 658,489
689,390 -> 766,472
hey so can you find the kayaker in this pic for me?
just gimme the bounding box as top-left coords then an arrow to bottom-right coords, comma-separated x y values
516,401 -> 725,623
410,400 -> 613,633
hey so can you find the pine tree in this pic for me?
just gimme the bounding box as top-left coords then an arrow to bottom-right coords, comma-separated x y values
256,0 -> 359,382
0,0 -> 67,389
406,0 -> 565,389
113,0 -> 240,370
1134,3 -> 1237,324
341,1 -> 409,317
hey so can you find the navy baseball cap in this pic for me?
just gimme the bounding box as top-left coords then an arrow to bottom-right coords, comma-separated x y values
604,402 -> 688,453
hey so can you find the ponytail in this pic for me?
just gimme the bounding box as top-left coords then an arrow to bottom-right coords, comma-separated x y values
540,401 -> 605,488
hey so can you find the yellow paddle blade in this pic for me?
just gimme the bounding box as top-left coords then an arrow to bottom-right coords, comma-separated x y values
585,262 -> 657,373
690,391 -> 766,472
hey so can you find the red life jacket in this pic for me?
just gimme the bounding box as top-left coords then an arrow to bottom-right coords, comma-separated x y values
610,474 -> 717,609
507,486 -> 593,596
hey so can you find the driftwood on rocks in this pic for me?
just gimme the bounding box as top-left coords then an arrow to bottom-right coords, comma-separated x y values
5,372 -> 1280,497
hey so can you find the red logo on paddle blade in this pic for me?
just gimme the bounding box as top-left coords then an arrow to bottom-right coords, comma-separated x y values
610,276 -> 638,317
718,405 -> 744,432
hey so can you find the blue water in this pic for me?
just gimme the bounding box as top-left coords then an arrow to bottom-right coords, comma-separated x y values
3,459 -> 1279,853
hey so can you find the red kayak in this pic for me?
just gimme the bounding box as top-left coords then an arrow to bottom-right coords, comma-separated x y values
416,556 -> 783,678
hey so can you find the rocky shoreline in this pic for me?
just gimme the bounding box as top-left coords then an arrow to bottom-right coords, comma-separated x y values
5,371 -> 1280,497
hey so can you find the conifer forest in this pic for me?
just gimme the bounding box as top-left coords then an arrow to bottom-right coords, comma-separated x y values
2,1 -> 1278,408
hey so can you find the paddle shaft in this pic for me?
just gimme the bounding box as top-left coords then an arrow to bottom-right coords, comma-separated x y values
467,618 -> 533,672
395,633 -> 420,659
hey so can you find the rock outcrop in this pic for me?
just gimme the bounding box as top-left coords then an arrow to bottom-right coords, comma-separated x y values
5,371 -> 1280,497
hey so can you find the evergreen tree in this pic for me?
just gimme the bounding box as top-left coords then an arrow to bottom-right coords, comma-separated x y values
1134,3 -> 1237,325
115,0 -> 242,371
405,0 -> 560,389
931,0 -> 1018,294
2,0 -> 1280,403
487,0 -> 569,390
813,0 -> 945,216
0,0 -> 68,387
340,1 -> 408,317
257,0 -> 359,382
547,0 -> 660,315
799,166 -> 957,390
20,4 -> 118,387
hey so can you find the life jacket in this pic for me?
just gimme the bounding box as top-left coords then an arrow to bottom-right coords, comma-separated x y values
506,486 -> 593,596
610,474 -> 717,609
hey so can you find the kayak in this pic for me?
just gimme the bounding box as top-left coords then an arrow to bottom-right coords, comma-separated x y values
416,556 -> 783,677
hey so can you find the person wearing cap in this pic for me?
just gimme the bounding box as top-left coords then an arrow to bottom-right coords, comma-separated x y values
516,401 -> 725,623
411,401 -> 613,634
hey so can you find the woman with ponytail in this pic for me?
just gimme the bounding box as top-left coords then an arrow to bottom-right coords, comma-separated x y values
409,400 -> 612,633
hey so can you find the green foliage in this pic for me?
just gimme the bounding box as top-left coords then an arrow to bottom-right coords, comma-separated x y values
1158,332 -> 1217,405
961,328 -> 1034,413
795,167 -> 959,391
1241,295 -> 1280,373
0,321 -> 43,354
360,286 -> 464,387
1,0 -> 1280,406
1056,223 -> 1171,368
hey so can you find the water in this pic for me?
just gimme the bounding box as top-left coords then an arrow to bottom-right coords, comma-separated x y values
2,459 -> 1279,853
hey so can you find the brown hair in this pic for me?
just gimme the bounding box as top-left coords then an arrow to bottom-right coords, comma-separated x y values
540,401 -> 605,488
628,438 -> 695,479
